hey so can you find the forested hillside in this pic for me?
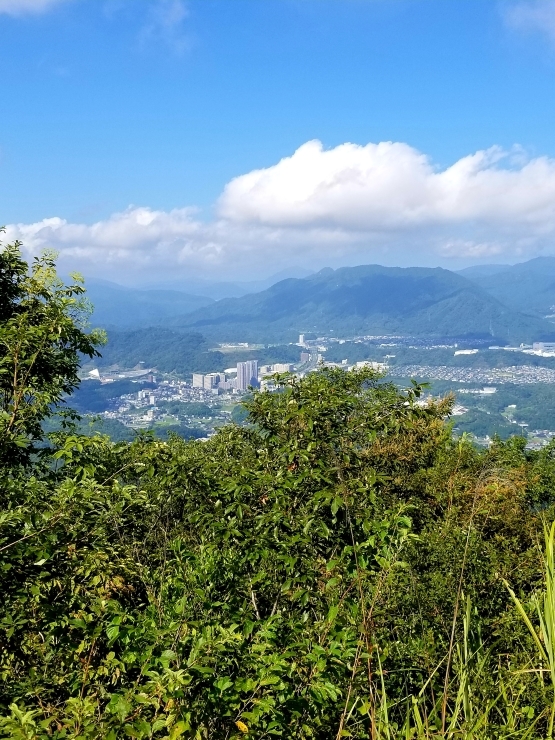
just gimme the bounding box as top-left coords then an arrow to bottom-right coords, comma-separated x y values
463,256 -> 555,317
173,264 -> 554,343
89,329 -> 223,374
86,328 -> 302,376
4,240 -> 555,738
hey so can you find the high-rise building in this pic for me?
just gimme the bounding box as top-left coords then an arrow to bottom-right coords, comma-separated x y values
300,352 -> 310,363
299,334 -> 305,346
203,373 -> 220,390
236,360 -> 258,391
192,373 -> 204,388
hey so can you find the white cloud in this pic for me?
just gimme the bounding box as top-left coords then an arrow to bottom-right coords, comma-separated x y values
504,0 -> 555,42
0,0 -> 70,15
6,207 -> 204,268
6,140 -> 555,281
218,140 -> 555,233
4,206 -> 359,280
438,240 -> 505,259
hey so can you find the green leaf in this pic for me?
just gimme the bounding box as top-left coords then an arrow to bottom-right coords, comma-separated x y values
106,625 -> 120,642
214,677 -> 234,693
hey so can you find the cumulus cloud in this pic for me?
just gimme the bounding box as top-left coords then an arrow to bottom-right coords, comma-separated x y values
438,240 -> 505,259
0,0 -> 70,15
219,140 -> 555,233
6,207 -> 204,269
504,0 -> 555,42
6,140 -> 555,280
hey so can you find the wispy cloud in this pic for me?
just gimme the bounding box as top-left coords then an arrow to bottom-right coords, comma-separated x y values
7,140 -> 555,280
0,0 -> 70,15
138,0 -> 190,56
504,0 -> 555,43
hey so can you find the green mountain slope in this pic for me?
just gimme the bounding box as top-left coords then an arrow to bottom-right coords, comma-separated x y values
171,264 -> 554,342
89,329 -> 225,374
461,257 -> 555,317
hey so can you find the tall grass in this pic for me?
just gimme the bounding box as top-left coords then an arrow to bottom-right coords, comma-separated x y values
349,522 -> 555,739
506,520 -> 555,738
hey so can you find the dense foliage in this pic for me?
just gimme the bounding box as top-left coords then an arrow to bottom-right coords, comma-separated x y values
0,237 -> 103,464
3,243 -> 555,738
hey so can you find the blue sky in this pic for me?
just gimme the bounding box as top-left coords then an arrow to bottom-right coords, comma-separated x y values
2,0 -> 555,282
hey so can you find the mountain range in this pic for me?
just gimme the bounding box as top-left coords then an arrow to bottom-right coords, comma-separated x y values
171,264 -> 554,343
137,267 -> 315,300
85,259 -> 555,343
458,257 -> 555,317
85,279 -> 214,328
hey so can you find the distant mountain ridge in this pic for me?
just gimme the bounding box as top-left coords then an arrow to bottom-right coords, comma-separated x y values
456,264 -> 511,279
170,264 -> 555,343
85,279 -> 214,328
138,267 -> 315,300
460,257 -> 555,317
82,269 -> 315,327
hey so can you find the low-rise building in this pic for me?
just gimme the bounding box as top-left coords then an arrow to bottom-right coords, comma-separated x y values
273,363 -> 294,373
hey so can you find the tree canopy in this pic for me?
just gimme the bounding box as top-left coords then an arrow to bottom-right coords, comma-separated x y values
0,236 -> 104,464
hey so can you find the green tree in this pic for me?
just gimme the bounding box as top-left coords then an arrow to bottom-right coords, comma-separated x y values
0,235 -> 104,464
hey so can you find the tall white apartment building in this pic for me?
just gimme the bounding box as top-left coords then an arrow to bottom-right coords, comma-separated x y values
192,373 -> 205,388
236,360 -> 258,391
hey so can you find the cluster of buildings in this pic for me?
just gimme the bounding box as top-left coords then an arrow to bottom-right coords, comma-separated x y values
481,342 -> 555,357
192,360 -> 298,393
393,364 -> 555,385
532,342 -> 555,356
190,355 -> 388,394
85,331 -> 555,444
458,386 -> 497,395
193,360 -> 258,393
98,356 -> 305,434
102,376 -> 229,430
